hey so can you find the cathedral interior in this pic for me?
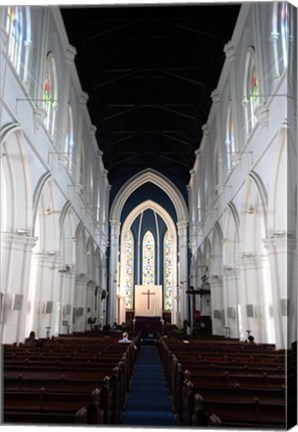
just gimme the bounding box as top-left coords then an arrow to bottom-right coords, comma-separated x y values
0,2 -> 297,428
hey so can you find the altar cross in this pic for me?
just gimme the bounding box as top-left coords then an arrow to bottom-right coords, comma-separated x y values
142,288 -> 156,309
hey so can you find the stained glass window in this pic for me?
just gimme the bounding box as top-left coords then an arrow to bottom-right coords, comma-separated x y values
44,53 -> 58,138
225,102 -> 235,171
65,104 -> 74,169
125,230 -> 134,309
279,2 -> 289,70
243,50 -> 258,135
6,6 -> 24,74
163,230 -> 173,310
142,230 -> 155,285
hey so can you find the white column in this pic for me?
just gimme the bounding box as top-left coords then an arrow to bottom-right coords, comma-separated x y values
59,271 -> 75,335
1,233 -> 37,344
177,220 -> 188,326
73,274 -> 88,332
221,266 -> 240,339
238,254 -> 275,344
85,280 -> 96,330
210,275 -> 223,335
27,252 -> 61,339
109,220 -> 121,325
264,235 -> 296,349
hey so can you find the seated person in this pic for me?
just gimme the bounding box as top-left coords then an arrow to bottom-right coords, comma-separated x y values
118,331 -> 132,343
25,331 -> 36,344
247,335 -> 256,344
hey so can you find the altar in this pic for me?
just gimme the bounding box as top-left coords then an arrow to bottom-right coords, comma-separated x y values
134,285 -> 163,339
134,285 -> 162,317
134,316 -> 163,337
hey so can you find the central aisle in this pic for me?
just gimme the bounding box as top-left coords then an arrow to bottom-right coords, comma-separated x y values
121,343 -> 176,426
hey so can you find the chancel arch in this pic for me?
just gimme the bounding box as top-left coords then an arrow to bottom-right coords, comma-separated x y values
118,200 -> 178,325
109,169 -> 188,326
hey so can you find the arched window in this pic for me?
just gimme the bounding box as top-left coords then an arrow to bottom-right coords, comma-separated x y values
64,104 -> 74,170
225,102 -> 235,171
163,230 -> 173,310
142,230 -> 155,285
243,49 -> 258,135
125,230 -> 134,309
5,6 -> 28,76
214,143 -> 219,193
44,53 -> 58,138
272,2 -> 290,75
96,189 -> 101,221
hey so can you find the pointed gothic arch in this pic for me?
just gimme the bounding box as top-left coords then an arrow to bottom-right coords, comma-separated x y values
110,168 -> 188,223
119,200 -> 178,324
108,170 -> 188,326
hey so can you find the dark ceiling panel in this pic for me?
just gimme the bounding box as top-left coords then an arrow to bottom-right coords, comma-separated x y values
60,3 -> 241,192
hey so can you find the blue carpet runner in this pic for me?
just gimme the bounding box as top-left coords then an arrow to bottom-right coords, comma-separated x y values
122,343 -> 176,426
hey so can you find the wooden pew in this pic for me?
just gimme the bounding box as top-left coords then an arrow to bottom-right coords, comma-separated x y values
3,406 -> 88,425
181,379 -> 289,426
4,387 -> 102,424
192,394 -> 287,428
158,335 -> 293,429
3,370 -> 114,423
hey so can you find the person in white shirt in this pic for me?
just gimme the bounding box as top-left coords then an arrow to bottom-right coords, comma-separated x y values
119,332 -> 132,343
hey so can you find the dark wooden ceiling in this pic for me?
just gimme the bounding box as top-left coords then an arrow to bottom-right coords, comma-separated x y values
60,3 -> 241,191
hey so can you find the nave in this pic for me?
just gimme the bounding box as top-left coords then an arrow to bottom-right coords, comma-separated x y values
122,343 -> 176,426
2,327 -> 297,429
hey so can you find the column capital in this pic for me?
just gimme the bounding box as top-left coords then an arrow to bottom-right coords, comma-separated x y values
255,104 -> 269,130
75,273 -> 89,283
263,235 -> 296,253
33,252 -> 62,268
80,91 -> 89,106
201,123 -> 210,137
210,274 -> 223,284
89,125 -> 97,137
270,31 -> 280,42
110,219 -> 121,234
195,148 -> 202,159
1,232 -> 38,250
189,168 -> 196,177
97,149 -> 103,159
238,253 -> 259,269
224,41 -> 236,61
211,88 -> 220,105
65,44 -> 77,64
221,265 -> 240,279
177,220 -> 188,231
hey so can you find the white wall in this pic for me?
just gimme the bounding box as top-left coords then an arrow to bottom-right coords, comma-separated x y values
0,6 -> 110,343
188,3 -> 297,349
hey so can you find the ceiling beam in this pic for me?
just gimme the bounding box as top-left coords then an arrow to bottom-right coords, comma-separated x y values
101,104 -> 196,121
93,67 -> 206,89
78,19 -> 141,42
158,18 -> 217,39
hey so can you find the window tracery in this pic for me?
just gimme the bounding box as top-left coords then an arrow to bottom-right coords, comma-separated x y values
225,102 -> 235,171
44,53 -> 58,137
125,230 -> 134,309
5,6 -> 30,77
142,230 -> 155,285
243,49 -> 258,135
164,230 -> 173,310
